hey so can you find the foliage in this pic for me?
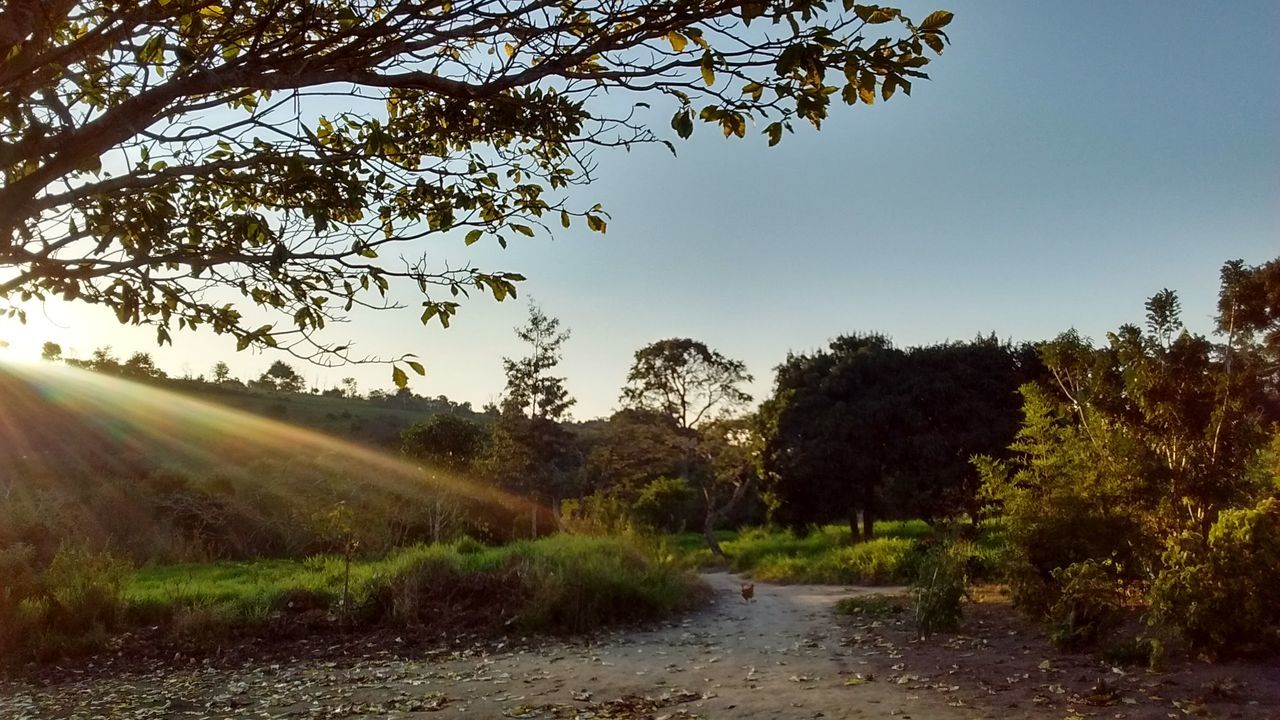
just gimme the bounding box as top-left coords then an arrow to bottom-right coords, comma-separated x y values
0,543 -> 132,661
621,338 -> 753,430
1148,497 -> 1280,655
561,491 -> 640,537
401,414 -> 487,473
834,594 -> 904,619
672,521 -> 936,584
578,409 -> 691,495
256,360 -> 306,393
0,0 -> 951,377
911,540 -> 969,638
980,260 -> 1280,653
1045,560 -> 1124,651
631,477 -> 697,533
501,304 -> 575,421
762,334 -> 1032,533
126,536 -> 698,645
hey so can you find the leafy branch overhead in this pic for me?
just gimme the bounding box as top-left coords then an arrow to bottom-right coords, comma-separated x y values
0,0 -> 952,384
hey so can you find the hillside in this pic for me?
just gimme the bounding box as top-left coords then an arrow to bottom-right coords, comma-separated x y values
0,363 -> 517,565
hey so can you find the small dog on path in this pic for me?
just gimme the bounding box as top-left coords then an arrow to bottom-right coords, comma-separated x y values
740,582 -> 755,603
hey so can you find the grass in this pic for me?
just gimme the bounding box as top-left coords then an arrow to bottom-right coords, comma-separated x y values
127,535 -> 701,633
4,535 -> 705,663
669,521 -> 932,585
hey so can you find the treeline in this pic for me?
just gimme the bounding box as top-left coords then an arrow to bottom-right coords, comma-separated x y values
6,256 -> 1278,658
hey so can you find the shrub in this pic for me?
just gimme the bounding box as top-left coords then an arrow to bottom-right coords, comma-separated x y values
560,492 -> 638,536
0,543 -> 132,661
1148,497 -> 1280,656
911,541 -> 969,638
1045,559 -> 1124,650
835,594 -> 904,619
631,477 -> 696,533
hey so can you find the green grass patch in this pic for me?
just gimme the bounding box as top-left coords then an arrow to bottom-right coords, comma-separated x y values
668,521 -> 934,585
127,535 -> 702,634
834,594 -> 906,619
5,535 -> 705,663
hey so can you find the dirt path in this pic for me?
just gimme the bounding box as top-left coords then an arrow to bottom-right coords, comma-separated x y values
1,573 -> 991,719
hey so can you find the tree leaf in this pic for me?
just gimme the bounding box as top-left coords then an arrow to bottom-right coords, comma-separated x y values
392,365 -> 409,389
920,10 -> 954,30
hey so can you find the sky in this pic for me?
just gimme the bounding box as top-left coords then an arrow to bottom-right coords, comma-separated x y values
2,0 -> 1277,419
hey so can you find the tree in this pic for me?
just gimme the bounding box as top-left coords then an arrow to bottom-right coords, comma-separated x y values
579,409 -> 690,495
761,333 -> 1034,534
979,267 -> 1278,649
621,338 -> 752,430
501,303 -> 574,421
0,1 -> 953,380
40,341 -> 61,362
257,359 -> 305,393
340,377 -> 359,399
401,414 -> 487,474
121,351 -> 167,379
761,333 -> 905,538
211,361 -> 231,383
696,416 -> 763,557
487,303 -> 578,535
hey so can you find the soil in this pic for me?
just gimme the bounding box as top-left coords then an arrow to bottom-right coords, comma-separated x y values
1,574 -> 1276,719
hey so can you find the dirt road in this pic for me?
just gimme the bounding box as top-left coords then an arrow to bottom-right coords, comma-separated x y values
1,573 -> 991,719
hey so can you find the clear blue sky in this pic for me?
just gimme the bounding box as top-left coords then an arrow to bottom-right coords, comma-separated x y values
3,0 -> 1277,418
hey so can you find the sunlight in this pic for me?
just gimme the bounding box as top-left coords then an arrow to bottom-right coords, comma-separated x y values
0,361 -> 542,520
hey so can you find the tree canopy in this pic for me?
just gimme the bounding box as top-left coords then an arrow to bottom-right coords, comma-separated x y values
761,333 -> 1034,532
621,338 -> 752,430
0,0 -> 952,381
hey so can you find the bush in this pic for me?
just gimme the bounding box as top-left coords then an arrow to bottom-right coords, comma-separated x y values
911,541 -> 969,638
1045,559 -> 1124,650
631,477 -> 696,533
1148,497 -> 1280,656
0,543 -> 133,661
560,492 -> 638,536
835,594 -> 904,619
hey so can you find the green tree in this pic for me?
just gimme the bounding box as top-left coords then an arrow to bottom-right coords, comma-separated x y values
211,361 -> 231,383
501,303 -> 574,421
762,334 -> 1034,532
121,351 -> 167,380
579,409 -> 691,495
486,303 -> 578,535
761,333 -> 906,538
979,263 -> 1279,649
257,359 -> 306,393
0,1 -> 952,379
401,414 -> 487,475
621,338 -> 752,430
696,415 -> 764,556
40,341 -> 61,362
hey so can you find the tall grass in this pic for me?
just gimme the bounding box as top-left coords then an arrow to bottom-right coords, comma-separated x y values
4,535 -> 705,663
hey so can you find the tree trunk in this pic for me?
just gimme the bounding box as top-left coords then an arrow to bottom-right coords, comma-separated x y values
861,481 -> 876,540
849,510 -> 862,543
704,506 -> 728,559
703,474 -> 754,560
